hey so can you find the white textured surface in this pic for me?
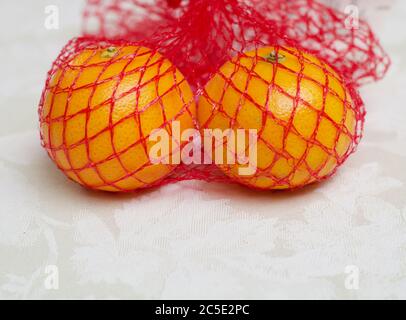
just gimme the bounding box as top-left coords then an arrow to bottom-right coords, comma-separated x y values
0,0 -> 406,299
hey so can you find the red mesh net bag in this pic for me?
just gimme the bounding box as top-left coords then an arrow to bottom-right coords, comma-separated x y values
39,0 -> 390,192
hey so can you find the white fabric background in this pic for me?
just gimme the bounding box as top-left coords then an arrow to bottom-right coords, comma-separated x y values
0,0 -> 405,299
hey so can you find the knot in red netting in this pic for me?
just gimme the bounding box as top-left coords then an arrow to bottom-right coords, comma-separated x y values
39,0 -> 390,191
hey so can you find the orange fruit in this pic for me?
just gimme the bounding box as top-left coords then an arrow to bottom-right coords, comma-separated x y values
40,44 -> 196,192
198,46 -> 358,190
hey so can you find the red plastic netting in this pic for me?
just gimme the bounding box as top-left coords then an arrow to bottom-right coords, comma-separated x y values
39,0 -> 390,192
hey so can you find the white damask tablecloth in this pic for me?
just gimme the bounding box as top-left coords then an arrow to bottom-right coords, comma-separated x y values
0,0 -> 405,299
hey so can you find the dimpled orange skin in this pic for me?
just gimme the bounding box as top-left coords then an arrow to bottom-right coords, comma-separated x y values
40,45 -> 196,192
198,47 -> 357,190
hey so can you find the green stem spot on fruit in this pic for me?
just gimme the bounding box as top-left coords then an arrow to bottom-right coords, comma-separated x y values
101,47 -> 117,58
267,51 -> 286,64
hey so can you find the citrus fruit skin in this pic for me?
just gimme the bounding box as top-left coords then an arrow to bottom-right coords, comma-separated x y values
197,46 -> 358,190
40,45 -> 196,192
